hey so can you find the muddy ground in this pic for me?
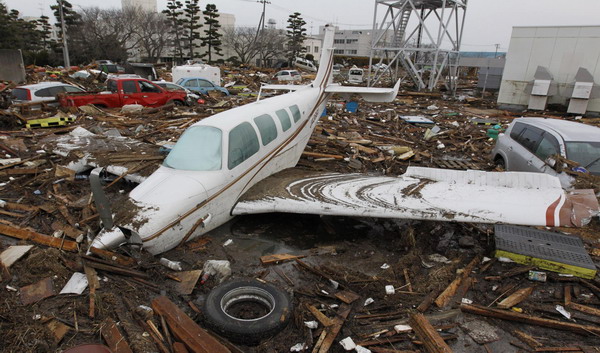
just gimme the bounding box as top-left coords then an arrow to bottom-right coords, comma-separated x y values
1,67 -> 600,353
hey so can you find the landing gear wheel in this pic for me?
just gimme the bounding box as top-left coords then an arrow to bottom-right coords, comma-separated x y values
203,279 -> 292,344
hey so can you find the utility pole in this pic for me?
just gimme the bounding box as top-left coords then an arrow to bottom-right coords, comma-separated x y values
58,0 -> 70,68
252,0 -> 270,66
494,43 -> 500,58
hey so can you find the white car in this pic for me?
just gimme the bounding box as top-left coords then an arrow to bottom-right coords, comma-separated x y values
11,82 -> 84,104
293,57 -> 317,72
274,70 -> 302,82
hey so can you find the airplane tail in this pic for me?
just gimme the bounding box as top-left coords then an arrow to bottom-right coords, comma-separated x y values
314,24 -> 400,103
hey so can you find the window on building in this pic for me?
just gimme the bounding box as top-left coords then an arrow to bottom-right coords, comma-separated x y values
276,109 -> 292,131
346,39 -> 358,44
314,46 -> 319,53
254,114 -> 278,146
333,39 -> 345,44
228,122 -> 260,169
347,50 -> 358,55
290,105 -> 301,122
333,49 -> 344,54
305,46 -> 311,52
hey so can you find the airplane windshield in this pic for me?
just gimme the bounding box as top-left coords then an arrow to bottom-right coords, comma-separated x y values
163,126 -> 222,171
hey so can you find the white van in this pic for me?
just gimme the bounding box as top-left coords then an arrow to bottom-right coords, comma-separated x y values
348,66 -> 364,84
172,64 -> 221,86
293,57 -> 317,72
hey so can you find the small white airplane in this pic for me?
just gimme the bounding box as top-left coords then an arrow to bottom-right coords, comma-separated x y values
91,25 -> 599,255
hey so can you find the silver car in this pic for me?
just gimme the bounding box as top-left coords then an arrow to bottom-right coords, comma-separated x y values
491,117 -> 600,187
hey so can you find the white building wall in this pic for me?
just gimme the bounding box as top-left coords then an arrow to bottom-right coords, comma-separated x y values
304,37 -> 322,62
318,26 -> 392,57
498,26 -> 600,113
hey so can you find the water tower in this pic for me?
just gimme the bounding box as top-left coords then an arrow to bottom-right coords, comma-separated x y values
267,18 -> 277,29
368,0 -> 468,93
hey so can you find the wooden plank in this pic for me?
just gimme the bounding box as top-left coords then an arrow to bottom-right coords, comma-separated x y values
84,265 -> 99,319
497,287 -> 534,309
513,330 -> 542,349
101,317 -> 134,353
20,277 -> 55,305
461,304 -> 600,336
567,302 -> 600,318
152,296 -> 230,353
435,256 -> 480,308
317,303 -> 352,353
173,342 -> 190,353
0,223 -> 78,252
175,270 -> 202,295
89,247 -> 137,267
417,290 -> 440,313
307,305 -> 333,327
408,313 -> 453,353
260,253 -> 305,265
302,151 -> 344,160
564,285 -> 572,305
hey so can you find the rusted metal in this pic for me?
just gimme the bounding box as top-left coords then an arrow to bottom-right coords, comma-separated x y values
20,277 -> 55,305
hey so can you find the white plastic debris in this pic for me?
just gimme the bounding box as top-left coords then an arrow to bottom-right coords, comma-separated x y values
202,260 -> 232,283
321,290 -> 329,295
339,337 -> 356,350
364,298 -> 374,306
6,285 -> 17,292
461,298 -> 473,304
59,272 -> 89,295
556,305 -> 571,319
385,285 -> 395,295
355,346 -> 372,353
497,257 -> 515,263
380,263 -> 390,269
304,321 -> 318,329
120,104 -> 144,113
482,257 -> 492,263
394,324 -> 412,333
222,239 -> 233,247
437,142 -> 445,149
159,257 -> 183,271
33,314 -> 42,320
0,200 -> 6,208
427,104 -> 438,110
290,343 -> 307,352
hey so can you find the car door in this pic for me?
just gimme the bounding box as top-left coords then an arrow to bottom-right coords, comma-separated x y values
529,132 -> 561,176
198,79 -> 215,95
508,124 -> 544,172
121,80 -> 142,105
137,80 -> 166,107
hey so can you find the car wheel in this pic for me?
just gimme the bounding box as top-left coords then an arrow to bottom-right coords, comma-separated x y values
172,100 -> 184,106
494,156 -> 506,170
203,279 -> 292,344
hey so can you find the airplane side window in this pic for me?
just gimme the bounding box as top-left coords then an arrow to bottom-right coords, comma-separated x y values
228,122 -> 260,169
290,104 -> 301,122
276,109 -> 291,131
254,114 -> 277,146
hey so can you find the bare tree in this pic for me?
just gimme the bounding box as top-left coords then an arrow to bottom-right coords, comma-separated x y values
254,28 -> 286,67
222,26 -> 259,64
134,12 -> 173,62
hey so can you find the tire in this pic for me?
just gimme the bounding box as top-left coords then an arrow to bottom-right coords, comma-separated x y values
171,100 -> 184,106
203,279 -> 292,344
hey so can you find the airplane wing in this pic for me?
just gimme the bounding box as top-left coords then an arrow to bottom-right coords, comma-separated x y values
261,84 -> 307,91
324,79 -> 401,102
232,167 -> 599,228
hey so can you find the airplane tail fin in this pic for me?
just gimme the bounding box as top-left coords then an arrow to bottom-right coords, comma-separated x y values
314,25 -> 335,87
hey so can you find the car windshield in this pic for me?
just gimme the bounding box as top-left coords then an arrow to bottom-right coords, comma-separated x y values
163,126 -> 222,171
565,141 -> 600,174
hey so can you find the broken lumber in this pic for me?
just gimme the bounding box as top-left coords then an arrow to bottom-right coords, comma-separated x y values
302,151 -> 344,160
435,256 -> 480,308
497,287 -> 534,309
260,253 -> 305,265
513,330 -> 542,349
81,255 -> 149,279
0,224 -> 78,252
152,296 -> 230,353
567,302 -> 600,318
307,305 -> 333,327
460,304 -> 600,335
315,303 -> 352,353
101,317 -> 134,353
408,313 -> 453,353
84,265 -> 99,318
89,247 -> 137,267
417,290 -> 440,313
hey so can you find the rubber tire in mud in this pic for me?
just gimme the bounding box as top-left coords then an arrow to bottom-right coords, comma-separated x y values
495,156 -> 506,170
203,279 -> 292,344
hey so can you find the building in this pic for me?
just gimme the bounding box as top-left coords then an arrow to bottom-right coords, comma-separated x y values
122,0 -> 157,13
316,25 -> 393,58
498,26 -> 600,114
304,36 -> 322,62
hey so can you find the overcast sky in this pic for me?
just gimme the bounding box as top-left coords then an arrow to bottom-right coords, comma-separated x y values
4,0 -> 600,52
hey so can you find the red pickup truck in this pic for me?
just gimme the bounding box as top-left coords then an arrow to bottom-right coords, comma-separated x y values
59,78 -> 187,108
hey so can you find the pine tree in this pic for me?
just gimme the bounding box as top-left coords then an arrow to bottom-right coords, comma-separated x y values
50,0 -> 80,40
200,4 -> 222,63
163,0 -> 185,60
37,15 -> 54,50
182,0 -> 202,60
286,12 -> 307,65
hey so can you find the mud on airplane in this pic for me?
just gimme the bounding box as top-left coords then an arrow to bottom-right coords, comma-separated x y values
90,25 -> 599,255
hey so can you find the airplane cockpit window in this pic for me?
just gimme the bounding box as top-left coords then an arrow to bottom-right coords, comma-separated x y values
228,122 -> 260,169
163,126 -> 222,171
290,104 -> 301,122
254,114 -> 277,146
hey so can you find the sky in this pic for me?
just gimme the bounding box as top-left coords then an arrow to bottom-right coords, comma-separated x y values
4,0 -> 600,52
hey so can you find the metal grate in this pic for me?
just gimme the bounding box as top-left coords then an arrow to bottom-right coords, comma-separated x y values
494,225 -> 596,271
